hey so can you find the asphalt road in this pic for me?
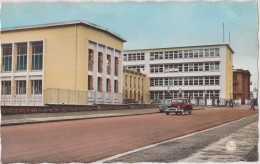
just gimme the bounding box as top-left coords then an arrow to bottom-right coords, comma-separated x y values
1,109 -> 257,163
108,115 -> 258,163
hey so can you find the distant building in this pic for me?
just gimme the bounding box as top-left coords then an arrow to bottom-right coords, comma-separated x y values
0,21 -> 126,106
233,69 -> 251,104
123,69 -> 150,104
123,44 -> 234,105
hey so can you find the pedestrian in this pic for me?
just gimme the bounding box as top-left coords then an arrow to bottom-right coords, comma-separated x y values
231,99 -> 233,108
217,99 -> 220,107
250,99 -> 256,110
225,100 -> 228,107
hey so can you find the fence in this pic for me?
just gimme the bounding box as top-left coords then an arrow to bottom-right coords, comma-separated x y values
0,87 -> 124,106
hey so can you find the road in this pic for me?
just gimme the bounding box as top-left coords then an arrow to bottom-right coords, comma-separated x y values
1,109 -> 258,163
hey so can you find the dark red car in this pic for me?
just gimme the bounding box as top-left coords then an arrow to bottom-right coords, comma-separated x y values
164,99 -> 193,115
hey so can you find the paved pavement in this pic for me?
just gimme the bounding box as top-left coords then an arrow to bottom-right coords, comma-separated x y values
1,108 -> 159,126
105,114 -> 258,163
1,106 -> 255,126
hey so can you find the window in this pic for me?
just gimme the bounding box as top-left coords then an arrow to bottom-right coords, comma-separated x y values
150,52 -> 155,60
199,77 -> 204,85
107,55 -> 111,75
205,63 -> 209,71
115,57 -> 119,76
98,52 -> 103,73
123,54 -> 127,61
114,80 -> 118,93
204,49 -> 209,57
189,50 -> 193,58
17,43 -> 27,71
98,77 -> 102,92
179,51 -> 183,58
32,41 -> 43,70
88,75 -> 93,90
210,49 -> 215,57
1,81 -> 11,95
184,64 -> 188,72
16,80 -> 26,95
2,44 -> 12,71
184,50 -> 189,58
215,48 -> 220,57
184,77 -> 189,85
194,50 -> 199,58
141,53 -> 145,60
106,79 -> 111,92
88,49 -> 94,71
130,76 -> 132,88
205,77 -> 209,85
31,80 -> 42,94
199,49 -> 204,58
188,64 -> 194,72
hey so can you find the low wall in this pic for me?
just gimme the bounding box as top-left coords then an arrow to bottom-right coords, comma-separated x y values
1,104 -> 158,115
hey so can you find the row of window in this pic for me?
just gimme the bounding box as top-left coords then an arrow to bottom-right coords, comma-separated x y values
123,53 -> 145,61
124,65 -> 145,73
1,80 -> 42,95
2,42 -> 43,72
150,48 -> 220,60
88,75 -> 119,93
150,76 -> 220,86
124,75 -> 144,90
150,90 -> 220,99
88,49 -> 119,76
150,62 -> 220,73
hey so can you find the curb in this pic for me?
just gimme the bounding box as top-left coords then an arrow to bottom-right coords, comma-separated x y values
1,111 -> 159,127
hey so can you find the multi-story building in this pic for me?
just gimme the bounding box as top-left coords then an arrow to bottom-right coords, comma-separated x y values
123,44 -> 234,105
233,69 -> 251,104
0,21 -> 126,106
123,69 -> 150,103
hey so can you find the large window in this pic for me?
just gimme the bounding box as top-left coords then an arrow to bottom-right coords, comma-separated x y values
1,81 -> 11,95
98,52 -> 103,73
17,43 -> 27,71
32,41 -> 43,70
31,80 -> 42,94
88,75 -> 93,90
2,44 -> 12,72
88,49 -> 94,71
16,80 -> 26,95
115,57 -> 119,76
98,77 -> 102,92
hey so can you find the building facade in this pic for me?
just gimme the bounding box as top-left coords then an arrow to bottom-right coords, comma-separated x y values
233,69 -> 251,104
123,44 -> 234,105
123,69 -> 150,104
0,21 -> 126,106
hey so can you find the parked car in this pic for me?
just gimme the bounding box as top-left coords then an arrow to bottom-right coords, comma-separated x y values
151,99 -> 162,105
159,99 -> 173,112
162,98 -> 193,115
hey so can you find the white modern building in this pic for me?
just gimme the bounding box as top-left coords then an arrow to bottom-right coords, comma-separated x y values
123,44 -> 234,104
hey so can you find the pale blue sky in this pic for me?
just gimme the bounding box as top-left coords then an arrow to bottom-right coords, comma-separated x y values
1,1 -> 259,89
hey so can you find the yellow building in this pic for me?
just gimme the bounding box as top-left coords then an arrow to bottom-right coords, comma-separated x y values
0,21 -> 126,106
123,69 -> 150,104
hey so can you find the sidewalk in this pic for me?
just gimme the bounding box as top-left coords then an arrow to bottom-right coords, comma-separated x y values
1,105 -> 255,126
1,108 -> 159,126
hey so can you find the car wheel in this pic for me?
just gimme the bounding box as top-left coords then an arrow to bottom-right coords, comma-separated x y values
189,111 -> 192,115
166,112 -> 169,115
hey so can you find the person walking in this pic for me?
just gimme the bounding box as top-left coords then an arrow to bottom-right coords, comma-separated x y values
250,99 -> 256,110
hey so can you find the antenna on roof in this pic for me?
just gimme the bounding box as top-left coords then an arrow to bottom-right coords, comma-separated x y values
223,23 -> 225,43
229,30 -> 231,45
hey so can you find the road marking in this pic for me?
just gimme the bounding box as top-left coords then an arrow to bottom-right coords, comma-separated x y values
92,114 -> 258,163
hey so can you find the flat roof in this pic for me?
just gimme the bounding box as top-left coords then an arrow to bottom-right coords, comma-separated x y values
124,44 -> 235,54
1,20 -> 127,42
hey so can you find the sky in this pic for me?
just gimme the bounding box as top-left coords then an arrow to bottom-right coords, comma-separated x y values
1,0 -> 259,90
